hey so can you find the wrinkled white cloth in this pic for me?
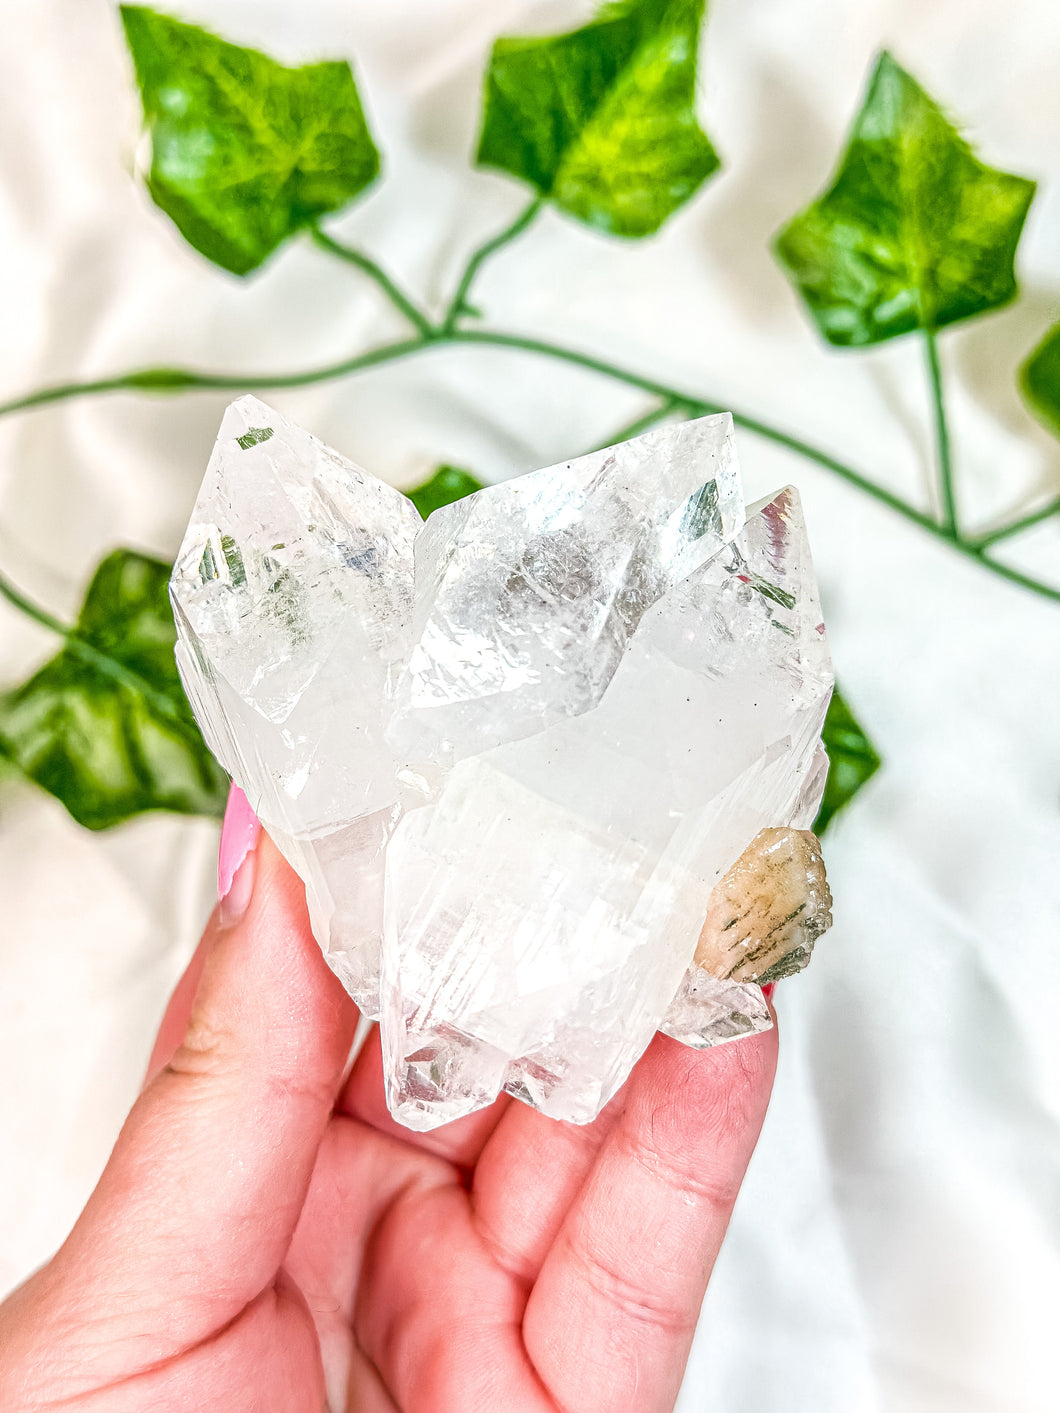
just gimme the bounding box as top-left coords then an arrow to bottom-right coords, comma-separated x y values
1,2 -> 1058,1409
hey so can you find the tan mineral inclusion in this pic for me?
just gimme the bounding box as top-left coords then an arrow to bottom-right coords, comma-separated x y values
695,828 -> 832,984
171,397 -> 834,1130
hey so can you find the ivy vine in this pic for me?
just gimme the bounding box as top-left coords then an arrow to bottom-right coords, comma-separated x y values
4,1 -> 1059,831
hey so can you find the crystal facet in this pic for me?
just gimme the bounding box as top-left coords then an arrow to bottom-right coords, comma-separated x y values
171,395 -> 419,1013
388,416 -> 744,768
172,399 -> 834,1129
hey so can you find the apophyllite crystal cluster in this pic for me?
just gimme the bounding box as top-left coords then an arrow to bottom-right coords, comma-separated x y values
171,396 -> 834,1130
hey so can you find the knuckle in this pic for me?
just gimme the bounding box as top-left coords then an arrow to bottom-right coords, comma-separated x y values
617,1121 -> 742,1212
570,1230 -> 697,1340
164,1009 -> 240,1082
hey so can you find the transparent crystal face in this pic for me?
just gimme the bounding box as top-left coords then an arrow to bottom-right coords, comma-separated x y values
388,415 -> 744,769
172,401 -> 834,1126
171,396 -> 420,1014
172,395 -> 420,834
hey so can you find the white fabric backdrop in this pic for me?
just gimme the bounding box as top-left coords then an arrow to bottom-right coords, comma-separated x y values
1,2 -> 1058,1409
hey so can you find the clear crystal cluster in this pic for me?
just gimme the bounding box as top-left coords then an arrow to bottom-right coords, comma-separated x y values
172,397 -> 834,1130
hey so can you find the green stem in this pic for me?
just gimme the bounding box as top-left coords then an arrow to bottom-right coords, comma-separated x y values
592,398 -> 679,451
442,197 -> 543,334
451,329 -> 683,399
924,327 -> 958,537
189,336 -> 432,392
968,549 -> 1060,604
721,405 -> 941,532
452,329 -> 942,531
455,330 -> 1060,602
310,228 -> 434,337
972,493 -> 1060,549
0,375 -> 157,418
0,567 -> 71,638
0,324 -> 1057,606
0,337 -> 430,419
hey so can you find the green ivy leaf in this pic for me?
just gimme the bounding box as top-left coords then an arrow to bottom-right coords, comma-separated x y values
477,0 -> 719,238
0,551 -> 228,830
0,742 -> 20,787
774,51 -> 1035,347
120,6 -> 380,275
407,465 -> 485,519
1020,323 -> 1060,439
815,688 -> 881,834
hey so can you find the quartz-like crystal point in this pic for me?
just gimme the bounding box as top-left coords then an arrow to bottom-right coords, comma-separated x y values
388,416 -> 743,768
172,400 -> 834,1130
170,395 -> 420,1012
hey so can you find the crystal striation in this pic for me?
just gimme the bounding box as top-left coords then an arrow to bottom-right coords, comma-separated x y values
172,398 -> 834,1129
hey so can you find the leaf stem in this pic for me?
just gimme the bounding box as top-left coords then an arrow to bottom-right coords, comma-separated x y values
188,337 -> 432,391
730,408 -> 945,530
592,397 -> 680,451
310,228 -> 434,337
450,328 -> 943,529
453,329 -> 1060,601
450,328 -> 683,398
0,322 -> 1057,605
972,493 -> 1060,549
0,376 -> 157,417
442,197 -> 543,333
967,548 -> 1060,603
0,567 -> 71,638
924,327 -> 958,536
0,338 -> 430,418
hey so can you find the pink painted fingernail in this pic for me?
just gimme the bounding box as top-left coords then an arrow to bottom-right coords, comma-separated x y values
217,784 -> 261,925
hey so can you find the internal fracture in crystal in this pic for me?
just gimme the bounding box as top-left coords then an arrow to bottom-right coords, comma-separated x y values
171,397 -> 834,1130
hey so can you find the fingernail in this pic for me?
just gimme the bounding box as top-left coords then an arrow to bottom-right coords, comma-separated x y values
761,983 -> 776,1000
218,783 -> 261,926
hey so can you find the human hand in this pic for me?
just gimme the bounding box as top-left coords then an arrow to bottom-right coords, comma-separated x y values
0,790 -> 778,1413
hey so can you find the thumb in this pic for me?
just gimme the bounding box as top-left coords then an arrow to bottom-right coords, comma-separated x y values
27,792 -> 358,1373
143,783 -> 267,1083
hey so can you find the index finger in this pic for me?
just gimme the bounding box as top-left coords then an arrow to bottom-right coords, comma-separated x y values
523,1024 -> 778,1413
